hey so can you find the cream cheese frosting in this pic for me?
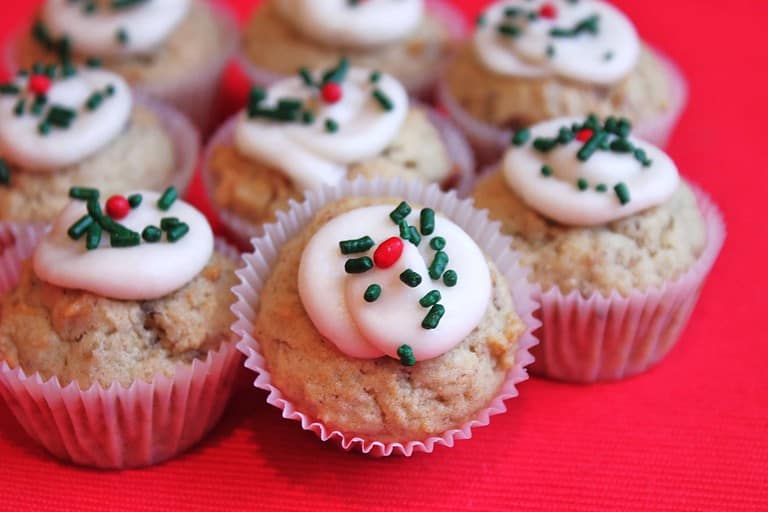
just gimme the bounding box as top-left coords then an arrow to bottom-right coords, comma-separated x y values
42,0 -> 191,58
234,61 -> 409,190
503,116 -> 679,226
33,188 -> 214,300
473,0 -> 639,85
298,202 -> 491,364
275,0 -> 424,48
0,66 -> 131,172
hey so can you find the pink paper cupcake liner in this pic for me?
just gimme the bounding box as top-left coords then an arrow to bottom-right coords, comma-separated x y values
0,224 -> 243,469
236,0 -> 468,100
231,176 -> 540,456
528,184 -> 725,382
437,47 -> 689,165
201,105 -> 476,249
4,0 -> 239,134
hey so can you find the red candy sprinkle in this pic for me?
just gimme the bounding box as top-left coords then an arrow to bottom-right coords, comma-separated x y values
105,195 -> 130,220
576,129 -> 594,142
373,237 -> 404,269
539,3 -> 557,19
321,82 -> 343,104
28,74 -> 52,95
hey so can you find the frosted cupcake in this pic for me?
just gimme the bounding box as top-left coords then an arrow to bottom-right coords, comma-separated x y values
439,0 -> 686,163
0,63 -> 197,222
233,178 -> 539,455
204,60 -> 473,245
239,0 -> 465,98
8,0 -> 238,131
473,116 -> 725,382
0,186 -> 241,468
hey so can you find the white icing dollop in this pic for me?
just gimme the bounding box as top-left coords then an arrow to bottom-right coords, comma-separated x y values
503,117 -> 679,226
275,0 -> 424,48
298,204 -> 491,362
235,67 -> 408,190
0,68 -> 131,172
43,0 -> 191,57
474,0 -> 639,85
33,190 -> 214,300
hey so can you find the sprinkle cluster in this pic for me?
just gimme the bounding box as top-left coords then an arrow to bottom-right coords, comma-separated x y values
338,202 -> 459,367
66,186 -> 189,250
247,58 -> 394,133
512,114 -> 652,205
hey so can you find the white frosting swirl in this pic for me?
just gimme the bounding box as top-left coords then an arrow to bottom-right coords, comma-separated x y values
43,0 -> 191,57
298,204 -> 491,362
503,117 -> 679,226
0,68 -> 131,172
235,68 -> 408,190
275,0 -> 424,48
33,190 -> 214,300
474,0 -> 639,85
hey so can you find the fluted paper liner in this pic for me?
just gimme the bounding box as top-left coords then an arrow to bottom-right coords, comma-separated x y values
4,0 -> 238,134
529,185 -> 725,382
236,0 -> 468,99
437,47 -> 689,165
232,176 -> 540,456
202,105 -> 476,249
0,225 -> 243,469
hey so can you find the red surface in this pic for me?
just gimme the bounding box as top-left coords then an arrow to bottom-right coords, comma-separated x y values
1,2 -> 766,511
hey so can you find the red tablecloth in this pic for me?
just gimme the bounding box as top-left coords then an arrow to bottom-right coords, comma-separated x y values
1,2 -> 765,511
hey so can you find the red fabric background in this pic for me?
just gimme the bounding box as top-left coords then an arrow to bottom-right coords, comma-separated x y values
1,2 -> 766,511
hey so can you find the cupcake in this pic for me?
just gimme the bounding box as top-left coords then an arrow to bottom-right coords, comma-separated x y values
8,0 -> 238,131
0,186 -> 241,468
204,60 -> 474,246
239,0 -> 466,98
439,0 -> 687,163
233,177 -> 539,456
0,63 -> 198,222
472,115 -> 725,382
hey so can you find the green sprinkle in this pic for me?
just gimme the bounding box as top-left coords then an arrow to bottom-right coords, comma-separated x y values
127,193 -> 142,208
407,226 -> 421,246
160,217 -> 180,230
557,127 -> 574,144
166,222 -> 189,242
86,223 -> 102,250
577,130 -> 608,161
322,57 -> 349,85
298,67 -> 314,87
419,290 -> 441,308
476,14 -> 487,27
596,183 -> 607,192
32,21 -> 53,49
398,219 -> 410,240
67,214 -> 93,240
419,208 -> 435,236
111,0 -> 150,9
43,64 -> 57,79
550,15 -> 600,38
504,7 -> 521,17
345,256 -> 373,274
44,105 -> 76,128
86,57 -> 102,68
339,236 -> 374,255
511,128 -> 530,146
443,270 -> 458,287
610,138 -> 633,153
301,110 -> 315,125
421,304 -> 445,330
325,118 -> 339,133
157,186 -> 177,211
584,113 -> 600,131
37,122 -> 51,135
397,344 -> 416,367
110,230 -> 140,247
429,236 -> 446,251
0,159 -> 9,186
546,45 -> 555,58
278,98 -> 303,111
69,187 -> 99,200
533,137 -> 558,153
604,116 -> 618,133
498,23 -> 521,38
13,99 -> 25,117
116,28 -> 129,45
369,70 -> 381,83
86,92 -> 104,111
142,225 -> 162,242
614,182 -> 631,205
61,60 -> 77,78
372,89 -> 393,111
399,269 -> 422,287
364,284 -> 381,303
0,83 -> 20,95
105,84 -> 115,96
634,148 -> 652,167
541,165 -> 553,177
617,118 -> 632,137
603,51 -> 614,61
577,178 -> 589,191
428,251 -> 449,280
389,201 -> 412,224
249,86 -> 266,106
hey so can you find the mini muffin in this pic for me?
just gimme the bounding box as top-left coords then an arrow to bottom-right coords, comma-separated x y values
440,0 -> 686,162
204,60 -> 473,244
0,186 -> 241,468
10,0 -> 238,130
240,0 -> 465,98
233,178 -> 539,455
0,64 -> 197,222
473,115 -> 725,382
